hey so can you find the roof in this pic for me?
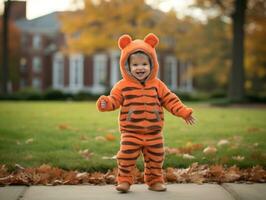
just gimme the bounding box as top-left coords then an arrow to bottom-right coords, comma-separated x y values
15,12 -> 66,35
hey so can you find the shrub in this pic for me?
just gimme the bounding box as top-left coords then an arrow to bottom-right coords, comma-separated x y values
43,89 -> 67,100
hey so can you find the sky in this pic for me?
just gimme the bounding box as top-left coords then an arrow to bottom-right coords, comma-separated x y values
0,0 -> 206,20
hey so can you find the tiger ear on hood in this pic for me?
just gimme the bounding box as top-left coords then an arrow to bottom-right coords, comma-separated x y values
118,34 -> 132,49
144,33 -> 159,48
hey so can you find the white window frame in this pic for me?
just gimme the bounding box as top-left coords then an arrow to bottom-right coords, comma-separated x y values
179,61 -> 194,92
69,54 -> 84,90
52,53 -> 65,89
164,56 -> 177,90
32,56 -> 42,73
32,77 -> 41,89
110,50 -> 120,86
33,34 -> 42,49
92,53 -> 108,92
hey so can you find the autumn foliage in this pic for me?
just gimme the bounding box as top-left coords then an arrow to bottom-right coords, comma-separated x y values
0,163 -> 265,186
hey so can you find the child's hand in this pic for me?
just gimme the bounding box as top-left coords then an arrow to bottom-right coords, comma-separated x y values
185,115 -> 196,125
100,99 -> 107,109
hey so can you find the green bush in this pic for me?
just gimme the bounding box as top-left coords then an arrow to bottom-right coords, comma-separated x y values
12,88 -> 43,100
43,89 -> 67,100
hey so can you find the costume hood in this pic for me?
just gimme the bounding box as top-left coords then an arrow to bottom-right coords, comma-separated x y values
118,33 -> 159,84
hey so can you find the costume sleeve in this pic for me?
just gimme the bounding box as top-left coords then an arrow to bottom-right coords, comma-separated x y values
158,80 -> 192,119
96,82 -> 123,112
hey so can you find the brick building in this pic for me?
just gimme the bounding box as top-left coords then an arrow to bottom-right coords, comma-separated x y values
11,1 -> 193,94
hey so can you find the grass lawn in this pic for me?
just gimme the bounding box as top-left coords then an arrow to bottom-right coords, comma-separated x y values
0,101 -> 265,172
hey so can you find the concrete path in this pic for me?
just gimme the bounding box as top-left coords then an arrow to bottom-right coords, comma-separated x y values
0,183 -> 265,200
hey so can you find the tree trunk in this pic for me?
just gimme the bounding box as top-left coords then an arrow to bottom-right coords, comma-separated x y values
228,0 -> 247,101
1,0 -> 11,94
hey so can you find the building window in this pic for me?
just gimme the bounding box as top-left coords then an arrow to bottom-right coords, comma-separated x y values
164,62 -> 172,86
32,57 -> 42,73
20,57 -> 27,72
69,54 -> 84,90
53,53 -> 64,88
21,35 -> 28,48
110,50 -> 120,86
33,34 -> 42,49
94,54 -> 107,87
32,77 -> 41,89
20,79 -> 26,88
164,56 -> 177,90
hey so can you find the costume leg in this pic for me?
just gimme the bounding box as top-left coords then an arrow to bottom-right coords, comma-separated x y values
142,134 -> 165,186
116,133 -> 142,185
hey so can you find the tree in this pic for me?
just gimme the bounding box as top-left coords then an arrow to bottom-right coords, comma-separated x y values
1,0 -> 11,94
229,0 -> 247,101
245,0 -> 266,93
193,0 -> 248,101
59,0 -> 180,54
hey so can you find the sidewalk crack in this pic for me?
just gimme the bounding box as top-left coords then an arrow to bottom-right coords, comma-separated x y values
17,186 -> 29,200
221,183 -> 241,200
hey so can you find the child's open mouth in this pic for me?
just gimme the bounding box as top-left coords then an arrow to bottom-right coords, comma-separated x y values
136,72 -> 145,75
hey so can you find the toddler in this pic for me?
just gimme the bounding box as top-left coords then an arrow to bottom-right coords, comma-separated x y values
97,33 -> 195,192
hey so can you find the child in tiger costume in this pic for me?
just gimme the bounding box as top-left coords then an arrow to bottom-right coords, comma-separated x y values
97,33 -> 195,192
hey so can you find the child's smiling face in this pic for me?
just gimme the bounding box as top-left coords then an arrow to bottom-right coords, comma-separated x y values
129,53 -> 151,82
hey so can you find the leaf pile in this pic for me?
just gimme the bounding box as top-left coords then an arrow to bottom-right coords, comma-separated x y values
0,163 -> 265,186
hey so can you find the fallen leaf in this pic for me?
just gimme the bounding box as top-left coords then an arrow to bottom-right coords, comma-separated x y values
95,136 -> 106,141
217,139 -> 229,147
253,143 -> 259,147
250,151 -> 266,161
79,135 -> 89,141
15,164 -> 25,171
102,155 -> 117,160
165,147 -> 180,154
105,133 -> 116,141
232,155 -> 245,161
165,167 -> 177,182
247,127 -> 261,133
183,154 -> 195,160
58,123 -> 70,130
78,149 -> 94,160
76,172 -> 87,179
203,146 -> 217,155
25,138 -> 34,144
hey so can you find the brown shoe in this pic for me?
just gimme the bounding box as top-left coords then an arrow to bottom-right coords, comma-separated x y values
116,182 -> 130,193
148,183 -> 167,192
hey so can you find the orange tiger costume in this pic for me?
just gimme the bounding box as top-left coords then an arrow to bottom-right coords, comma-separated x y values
96,33 -> 193,186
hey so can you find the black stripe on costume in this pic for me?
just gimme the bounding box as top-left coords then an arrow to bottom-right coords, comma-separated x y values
117,155 -> 140,160
146,166 -> 162,170
119,168 -> 130,173
147,125 -> 162,130
144,87 -> 157,91
147,149 -> 164,156
120,163 -> 135,168
122,87 -> 140,91
146,136 -> 163,141
122,135 -> 143,141
124,95 -> 157,100
121,141 -> 140,146
145,158 -> 164,163
120,118 -> 161,122
123,102 -> 160,107
144,173 -> 161,177
120,110 -> 162,115
166,97 -> 177,105
122,148 -> 140,154
148,143 -> 163,148
163,92 -> 170,98
121,125 -> 145,129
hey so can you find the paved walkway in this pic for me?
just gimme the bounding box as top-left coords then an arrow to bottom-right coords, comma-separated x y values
0,183 -> 265,200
